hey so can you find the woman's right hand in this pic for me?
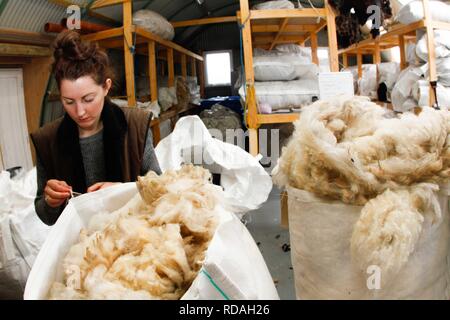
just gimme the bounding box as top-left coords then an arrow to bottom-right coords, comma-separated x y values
44,179 -> 72,208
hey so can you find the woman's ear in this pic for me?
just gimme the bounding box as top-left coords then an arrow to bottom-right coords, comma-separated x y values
103,78 -> 112,96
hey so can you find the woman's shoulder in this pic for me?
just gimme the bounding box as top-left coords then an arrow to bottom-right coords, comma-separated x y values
31,117 -> 64,141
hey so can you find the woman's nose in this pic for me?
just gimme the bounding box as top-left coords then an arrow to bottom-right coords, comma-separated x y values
76,104 -> 86,117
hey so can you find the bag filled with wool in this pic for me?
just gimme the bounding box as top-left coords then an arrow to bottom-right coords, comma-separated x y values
273,96 -> 450,299
24,166 -> 278,300
155,116 -> 273,214
286,185 -> 450,299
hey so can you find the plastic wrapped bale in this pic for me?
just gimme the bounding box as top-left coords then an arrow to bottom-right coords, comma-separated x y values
174,77 -> 190,112
0,169 -> 51,299
253,56 -> 297,82
413,80 -> 450,109
253,0 -> 296,10
158,87 -> 178,112
416,30 -> 450,62
396,0 -> 450,24
240,80 -> 319,112
199,104 -> 242,140
132,10 -> 175,40
186,76 -> 200,105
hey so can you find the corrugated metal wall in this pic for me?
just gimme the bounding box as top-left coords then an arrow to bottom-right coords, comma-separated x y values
1,0 -> 67,32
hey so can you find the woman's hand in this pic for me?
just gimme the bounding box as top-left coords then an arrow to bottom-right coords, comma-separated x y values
87,182 -> 121,193
44,179 -> 72,208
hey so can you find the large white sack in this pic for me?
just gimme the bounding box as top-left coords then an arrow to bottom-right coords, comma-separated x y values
0,169 -> 51,299
132,10 -> 175,41
253,56 -> 297,81
239,80 -> 319,112
413,79 -> 450,109
253,0 -> 296,10
155,116 -> 273,214
24,183 -> 279,300
416,30 -> 450,62
287,185 -> 450,300
378,62 -> 401,90
396,0 -> 450,24
391,65 -> 426,111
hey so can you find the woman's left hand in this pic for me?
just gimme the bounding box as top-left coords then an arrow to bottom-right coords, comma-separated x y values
87,182 -> 121,193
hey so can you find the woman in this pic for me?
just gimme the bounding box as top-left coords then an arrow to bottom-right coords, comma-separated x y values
31,31 -> 161,226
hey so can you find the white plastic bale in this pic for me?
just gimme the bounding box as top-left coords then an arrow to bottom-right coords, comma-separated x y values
132,10 -> 175,41
416,30 -> 450,62
239,80 -> 319,111
413,80 -> 450,109
396,0 -> 450,24
253,0 -> 296,10
287,185 -> 450,300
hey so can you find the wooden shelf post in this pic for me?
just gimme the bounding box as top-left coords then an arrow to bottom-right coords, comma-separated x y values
123,0 -> 136,107
167,47 -> 175,87
325,0 -> 339,72
310,32 -> 319,66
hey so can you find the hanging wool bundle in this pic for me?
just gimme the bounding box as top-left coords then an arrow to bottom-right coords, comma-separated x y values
48,165 -> 221,300
273,96 -> 450,281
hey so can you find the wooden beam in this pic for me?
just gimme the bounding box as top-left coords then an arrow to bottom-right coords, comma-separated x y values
198,58 -> 205,98
240,0 -> 258,155
269,18 -> 289,50
399,35 -> 407,70
253,35 -> 306,45
0,56 -> 31,64
181,54 -> 187,78
171,16 -> 237,28
357,52 -> 363,79
0,28 -> 54,46
167,48 -> 174,87
90,0 -> 126,10
325,0 -> 339,72
123,0 -> 136,106
423,0 -> 437,106
135,26 -> 203,61
248,8 -> 326,20
81,27 -> 123,41
22,56 -> 53,164
342,53 -> 348,68
0,43 -> 51,57
190,56 -> 197,77
310,32 -> 319,65
252,24 -> 316,33
257,113 -> 299,124
148,41 -> 158,103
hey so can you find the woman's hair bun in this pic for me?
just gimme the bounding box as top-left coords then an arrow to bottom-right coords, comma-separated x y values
53,30 -> 97,62
52,30 -> 114,88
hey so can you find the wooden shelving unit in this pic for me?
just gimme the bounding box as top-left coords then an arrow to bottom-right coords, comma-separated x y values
238,0 -> 339,156
338,0 -> 450,107
77,0 -> 204,144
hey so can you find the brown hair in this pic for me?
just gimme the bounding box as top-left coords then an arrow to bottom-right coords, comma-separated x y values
52,30 -> 114,88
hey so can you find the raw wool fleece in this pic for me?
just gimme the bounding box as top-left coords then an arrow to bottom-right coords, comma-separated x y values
48,165 -> 220,300
273,96 -> 450,283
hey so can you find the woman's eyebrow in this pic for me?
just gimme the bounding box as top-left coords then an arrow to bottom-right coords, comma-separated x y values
82,92 -> 96,98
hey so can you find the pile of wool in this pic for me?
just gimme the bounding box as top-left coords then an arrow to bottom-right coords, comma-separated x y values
48,165 -> 221,300
273,96 -> 450,284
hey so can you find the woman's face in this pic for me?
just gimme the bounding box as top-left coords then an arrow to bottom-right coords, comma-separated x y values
60,76 -> 111,132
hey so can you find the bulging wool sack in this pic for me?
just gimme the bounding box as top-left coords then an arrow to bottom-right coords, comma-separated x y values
287,185 -> 450,299
273,96 -> 450,299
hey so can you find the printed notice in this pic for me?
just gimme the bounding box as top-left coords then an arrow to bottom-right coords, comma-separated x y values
319,72 -> 354,100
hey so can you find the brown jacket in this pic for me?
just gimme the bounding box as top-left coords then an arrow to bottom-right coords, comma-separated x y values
31,100 -> 152,193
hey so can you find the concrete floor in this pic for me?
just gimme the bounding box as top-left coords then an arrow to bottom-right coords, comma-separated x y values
244,187 -> 296,300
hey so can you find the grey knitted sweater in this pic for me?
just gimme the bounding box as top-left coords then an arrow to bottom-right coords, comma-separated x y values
35,129 -> 161,225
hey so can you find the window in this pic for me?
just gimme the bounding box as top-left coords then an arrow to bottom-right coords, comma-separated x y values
204,50 -> 232,87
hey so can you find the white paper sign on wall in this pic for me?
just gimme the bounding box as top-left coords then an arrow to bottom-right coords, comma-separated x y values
319,72 -> 354,100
